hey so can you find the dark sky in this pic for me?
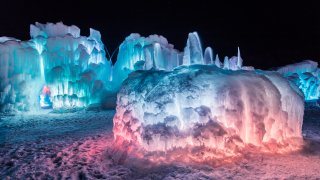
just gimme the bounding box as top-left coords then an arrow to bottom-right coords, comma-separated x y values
0,0 -> 319,69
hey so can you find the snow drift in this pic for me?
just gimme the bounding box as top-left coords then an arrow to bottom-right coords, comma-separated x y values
113,65 -> 304,160
277,60 -> 320,100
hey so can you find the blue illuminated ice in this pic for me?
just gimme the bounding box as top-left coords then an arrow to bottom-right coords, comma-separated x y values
113,65 -> 304,156
183,32 -> 204,65
0,22 -> 252,112
0,22 -> 114,112
204,47 -> 214,64
112,33 -> 183,90
277,60 -> 320,100
113,32 -> 250,90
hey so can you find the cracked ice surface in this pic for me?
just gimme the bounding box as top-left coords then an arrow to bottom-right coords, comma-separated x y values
113,65 -> 304,160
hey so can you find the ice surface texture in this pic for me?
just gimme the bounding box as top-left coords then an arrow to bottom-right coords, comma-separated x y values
113,65 -> 304,155
277,60 -> 320,100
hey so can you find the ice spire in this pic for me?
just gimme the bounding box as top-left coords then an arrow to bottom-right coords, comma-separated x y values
31,38 -> 46,82
237,47 -> 243,68
223,56 -> 229,69
183,32 -> 204,65
204,47 -> 213,64
215,54 -> 221,68
153,42 -> 161,69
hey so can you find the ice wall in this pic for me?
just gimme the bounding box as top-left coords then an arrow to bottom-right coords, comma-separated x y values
0,39 -> 43,112
277,60 -> 320,100
113,65 -> 304,156
0,22 -> 252,112
113,32 -> 250,90
32,22 -> 113,109
112,33 -> 183,90
0,22 -> 113,112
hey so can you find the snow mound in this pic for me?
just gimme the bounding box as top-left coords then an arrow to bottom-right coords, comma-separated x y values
113,65 -> 304,158
277,60 -> 320,100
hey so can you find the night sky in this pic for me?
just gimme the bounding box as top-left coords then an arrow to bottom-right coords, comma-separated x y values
0,0 -> 319,69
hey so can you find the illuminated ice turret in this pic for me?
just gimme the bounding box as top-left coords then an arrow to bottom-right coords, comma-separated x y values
183,32 -> 204,65
277,60 -> 320,100
204,47 -> 213,64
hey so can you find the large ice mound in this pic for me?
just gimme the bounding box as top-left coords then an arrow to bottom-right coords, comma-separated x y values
277,60 -> 320,100
113,65 -> 304,157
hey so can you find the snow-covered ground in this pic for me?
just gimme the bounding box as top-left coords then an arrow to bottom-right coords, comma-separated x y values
1,104 -> 320,179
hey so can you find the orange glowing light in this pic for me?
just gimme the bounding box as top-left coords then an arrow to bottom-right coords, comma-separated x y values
42,85 -> 51,94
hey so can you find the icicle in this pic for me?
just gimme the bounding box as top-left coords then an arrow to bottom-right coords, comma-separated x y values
237,47 -> 243,68
223,56 -> 229,69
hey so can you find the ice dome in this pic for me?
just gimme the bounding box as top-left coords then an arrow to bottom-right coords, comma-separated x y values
113,65 -> 304,159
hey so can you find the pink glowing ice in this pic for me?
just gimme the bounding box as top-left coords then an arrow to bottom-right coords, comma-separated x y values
113,65 -> 304,162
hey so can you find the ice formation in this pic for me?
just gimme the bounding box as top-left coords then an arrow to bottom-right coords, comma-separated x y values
277,60 -> 320,100
0,22 -> 113,112
112,33 -> 182,90
113,65 -> 304,157
0,22 -> 250,112
112,32 -> 250,90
